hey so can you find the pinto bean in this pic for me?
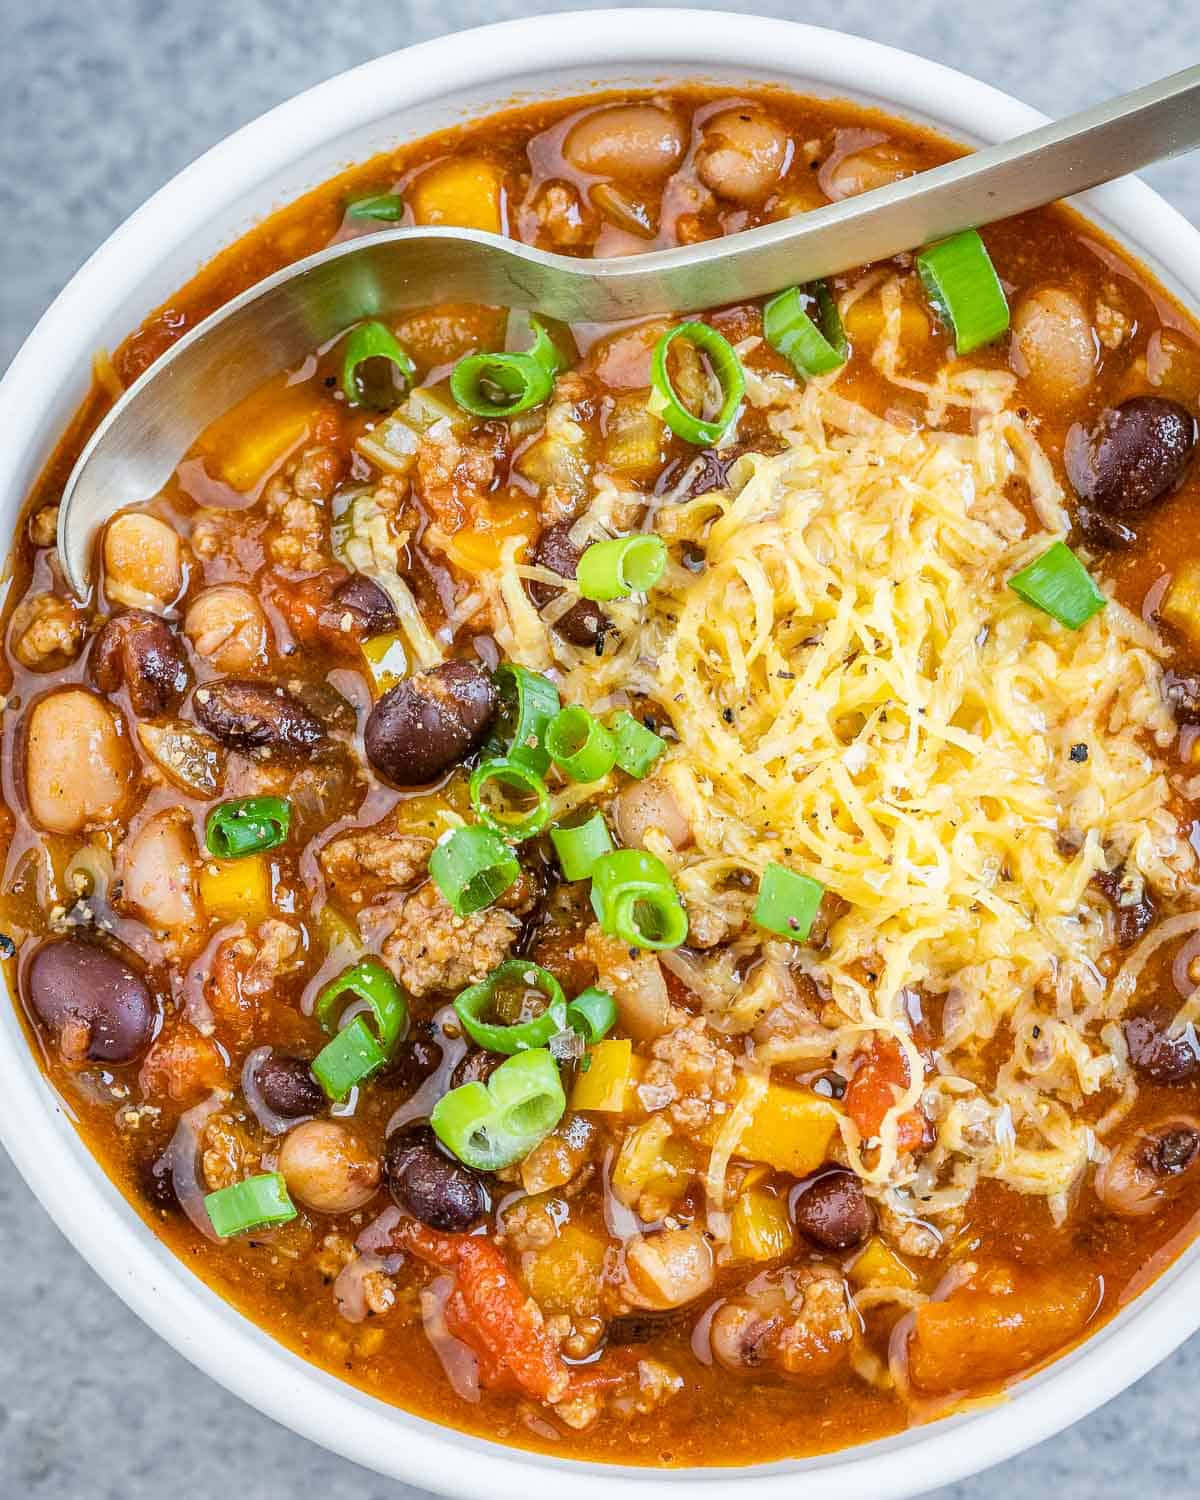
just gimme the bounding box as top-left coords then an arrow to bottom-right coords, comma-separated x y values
1124,1008 -> 1200,1084
384,1126 -> 486,1231
24,937 -> 155,1063
1094,1115 -> 1200,1216
278,1120 -> 381,1213
326,574 -> 399,638
91,610 -> 189,718
103,512 -> 183,610
364,660 -> 497,786
564,104 -> 686,181
790,1168 -> 874,1251
527,523 -> 610,646
184,586 -> 270,673
1010,287 -> 1096,404
253,1053 -> 325,1118
24,688 -> 136,834
696,108 -> 792,205
1065,396 -> 1197,514
193,679 -> 326,754
612,777 -> 692,852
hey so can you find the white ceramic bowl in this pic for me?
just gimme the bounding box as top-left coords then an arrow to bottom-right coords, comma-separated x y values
3,11 -> 1199,1496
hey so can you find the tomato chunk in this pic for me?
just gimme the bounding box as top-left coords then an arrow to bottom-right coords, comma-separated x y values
843,1036 -> 928,1152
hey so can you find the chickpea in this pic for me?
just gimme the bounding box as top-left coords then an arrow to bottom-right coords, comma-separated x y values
1010,286 -> 1097,403
696,108 -> 792,205
278,1120 -> 381,1213
184,585 -> 270,672
621,1227 -> 714,1310
24,688 -> 135,834
564,104 -> 686,181
103,512 -> 184,611
823,142 -> 920,200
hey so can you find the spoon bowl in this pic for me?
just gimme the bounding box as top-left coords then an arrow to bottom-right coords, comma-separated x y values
57,62 -> 1200,597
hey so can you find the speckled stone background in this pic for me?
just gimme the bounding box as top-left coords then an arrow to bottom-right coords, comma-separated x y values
2,1 -> 1199,1495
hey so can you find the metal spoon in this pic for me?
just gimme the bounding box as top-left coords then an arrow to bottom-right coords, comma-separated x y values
57,63 -> 1200,596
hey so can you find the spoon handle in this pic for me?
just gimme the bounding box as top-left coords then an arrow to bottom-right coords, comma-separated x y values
584,63 -> 1200,316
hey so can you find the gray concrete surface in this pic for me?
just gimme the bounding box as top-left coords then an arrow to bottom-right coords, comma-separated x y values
1,1 -> 1198,1494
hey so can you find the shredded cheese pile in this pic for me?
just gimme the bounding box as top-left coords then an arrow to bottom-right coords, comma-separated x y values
486,272 -> 1198,1222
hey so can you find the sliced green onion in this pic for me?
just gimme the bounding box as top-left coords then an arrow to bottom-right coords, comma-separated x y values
649,321 -> 745,445
763,282 -> 848,378
754,862 -> 825,942
453,959 -> 567,1054
469,757 -> 551,841
431,1047 -> 566,1171
346,191 -> 405,222
493,663 -> 560,776
311,1014 -> 388,1101
1008,541 -> 1106,629
450,317 -> 561,418
915,229 -> 1010,355
550,811 -> 614,881
609,710 -> 667,779
590,847 -> 688,952
577,535 -> 668,602
546,705 -> 618,782
204,1172 -> 297,1238
429,825 -> 520,916
566,986 -> 617,1044
315,957 -> 409,1052
341,320 -> 417,407
205,796 -> 291,859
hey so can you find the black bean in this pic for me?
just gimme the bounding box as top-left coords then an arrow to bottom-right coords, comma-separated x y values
527,523 -> 611,647
1092,868 -> 1155,949
327,574 -> 399,638
1124,1008 -> 1200,1084
194,678 -> 326,754
1147,1123 -> 1200,1177
1075,505 -> 1138,551
1065,396 -> 1197,514
607,1308 -> 690,1345
90,610 -> 188,718
141,1153 -> 179,1212
254,1053 -> 324,1117
450,1049 -> 502,1090
790,1167 -> 874,1251
1163,670 -> 1200,725
384,1125 -> 486,1231
364,660 -> 496,786
381,1021 -> 442,1092
24,937 -> 156,1063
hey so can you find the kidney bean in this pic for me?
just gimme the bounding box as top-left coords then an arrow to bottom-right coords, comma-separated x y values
364,660 -> 497,786
326,574 -> 399,638
24,937 -> 156,1063
527,523 -> 610,646
193,678 -> 326,754
790,1167 -> 874,1250
1124,1008 -> 1200,1084
1065,396 -> 1198,513
91,610 -> 189,718
384,1125 -> 486,1232
253,1053 -> 325,1118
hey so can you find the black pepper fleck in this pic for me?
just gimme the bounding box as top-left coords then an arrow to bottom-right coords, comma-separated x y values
1069,743 -> 1089,763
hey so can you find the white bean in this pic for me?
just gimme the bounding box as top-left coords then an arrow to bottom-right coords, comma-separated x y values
697,108 -> 792,205
1010,286 -> 1097,403
25,689 -> 135,834
564,104 -> 686,181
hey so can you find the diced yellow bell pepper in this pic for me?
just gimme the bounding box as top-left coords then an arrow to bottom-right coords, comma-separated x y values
360,632 -> 409,696
410,157 -> 505,233
735,1083 -> 841,1177
730,1187 -> 794,1262
199,854 -> 272,927
520,1222 -> 608,1316
197,375 -> 322,491
843,297 -> 930,346
316,902 -> 362,958
443,494 -> 539,576
390,779 -> 469,840
570,1038 -> 645,1113
611,1116 -> 696,1208
602,394 -> 666,478
849,1236 -> 919,1289
1161,560 -> 1200,651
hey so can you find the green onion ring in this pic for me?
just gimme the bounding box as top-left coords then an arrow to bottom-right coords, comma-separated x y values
915,229 -> 1010,355
205,796 -> 291,859
311,1015 -> 388,1102
550,811 -> 614,882
545,705 -> 618,782
565,986 -> 617,1044
493,663 -> 560,776
753,862 -> 825,942
763,282 -> 848,378
341,320 -> 417,407
453,959 -> 568,1054
576,535 -> 668,602
346,191 -> 405,222
649,321 -> 745,445
449,317 -> 562,418
430,1047 -> 566,1171
204,1172 -> 297,1238
429,825 -> 521,917
609,710 -> 668,779
469,757 -> 552,841
314,957 -> 409,1051
1008,541 -> 1106,630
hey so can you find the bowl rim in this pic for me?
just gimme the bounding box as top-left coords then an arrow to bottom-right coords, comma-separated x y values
3,11 -> 1200,1497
